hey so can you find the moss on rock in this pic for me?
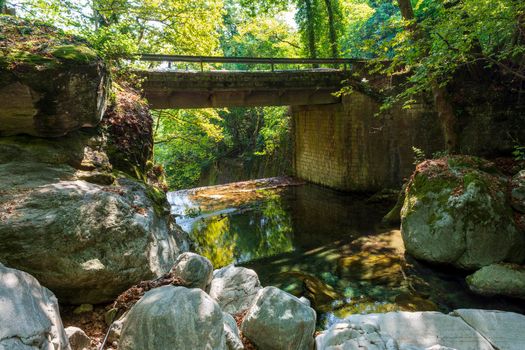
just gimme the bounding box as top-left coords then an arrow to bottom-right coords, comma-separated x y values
401,156 -> 525,270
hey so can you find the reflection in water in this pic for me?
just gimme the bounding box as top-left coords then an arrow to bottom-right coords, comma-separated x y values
189,190 -> 294,266
169,178 -> 525,330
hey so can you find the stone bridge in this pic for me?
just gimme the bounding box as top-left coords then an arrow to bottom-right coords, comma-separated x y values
137,70 -> 354,109
132,54 -> 365,109
131,54 -> 446,191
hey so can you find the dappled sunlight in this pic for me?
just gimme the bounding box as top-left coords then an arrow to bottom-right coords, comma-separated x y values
170,180 -> 525,330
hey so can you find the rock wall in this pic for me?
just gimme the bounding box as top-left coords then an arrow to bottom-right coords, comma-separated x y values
292,93 -> 444,191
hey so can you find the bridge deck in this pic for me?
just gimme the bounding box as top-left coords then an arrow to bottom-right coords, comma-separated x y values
137,69 -> 355,109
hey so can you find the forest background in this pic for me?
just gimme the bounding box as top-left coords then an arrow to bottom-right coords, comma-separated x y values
3,0 -> 524,188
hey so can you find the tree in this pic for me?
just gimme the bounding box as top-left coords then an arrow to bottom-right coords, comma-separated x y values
322,0 -> 342,57
389,0 -> 525,152
10,0 -> 225,58
296,0 -> 319,59
396,0 -> 457,151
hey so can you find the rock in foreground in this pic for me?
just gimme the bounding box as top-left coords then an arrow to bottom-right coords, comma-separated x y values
0,263 -> 70,350
119,286 -> 227,350
209,264 -> 262,314
401,156 -> 525,269
241,286 -> 316,350
452,309 -> 525,350
317,311 -> 494,350
170,252 -> 213,290
65,327 -> 91,350
315,321 -> 398,349
0,153 -> 189,303
466,264 -> 525,300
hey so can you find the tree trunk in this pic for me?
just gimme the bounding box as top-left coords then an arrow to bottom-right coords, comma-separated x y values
396,0 -> 458,152
304,0 -> 318,60
323,0 -> 339,58
397,0 -> 415,21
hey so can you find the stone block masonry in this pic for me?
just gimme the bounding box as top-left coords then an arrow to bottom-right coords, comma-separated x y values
292,92 -> 445,191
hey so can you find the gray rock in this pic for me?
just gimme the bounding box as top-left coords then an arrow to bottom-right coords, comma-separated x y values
0,51 -> 109,137
453,309 -> 525,350
241,286 -> 316,350
466,264 -> 525,299
511,170 -> 525,213
223,312 -> 244,350
315,321 -> 399,350
340,311 -> 493,350
107,316 -> 127,345
209,264 -> 262,314
119,286 -> 226,350
170,252 -> 213,290
65,327 -> 91,350
299,296 -> 311,307
0,264 -> 70,350
0,166 -> 189,304
401,157 -> 525,269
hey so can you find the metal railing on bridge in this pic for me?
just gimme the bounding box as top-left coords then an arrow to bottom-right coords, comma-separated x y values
130,53 -> 367,72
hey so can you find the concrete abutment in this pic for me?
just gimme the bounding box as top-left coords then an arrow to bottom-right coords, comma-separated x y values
292,93 -> 444,191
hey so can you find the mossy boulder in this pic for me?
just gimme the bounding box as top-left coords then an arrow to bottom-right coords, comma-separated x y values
467,264 -> 525,300
401,156 -> 525,270
0,17 -> 109,137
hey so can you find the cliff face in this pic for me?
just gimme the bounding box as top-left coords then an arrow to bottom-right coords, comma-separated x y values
0,18 -> 189,304
0,16 -> 109,137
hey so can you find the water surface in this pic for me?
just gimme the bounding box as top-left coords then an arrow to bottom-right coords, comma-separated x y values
168,177 -> 525,329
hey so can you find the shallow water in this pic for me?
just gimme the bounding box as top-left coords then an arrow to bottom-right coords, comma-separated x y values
168,178 -> 525,329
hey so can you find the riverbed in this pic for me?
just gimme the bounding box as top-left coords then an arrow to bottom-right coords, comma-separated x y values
168,177 -> 525,329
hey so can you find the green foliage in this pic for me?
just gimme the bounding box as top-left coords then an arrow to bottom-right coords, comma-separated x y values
9,0 -> 225,58
376,0 -> 525,108
153,109 -> 225,189
154,106 -> 291,190
255,107 -> 291,156
513,145 -> 525,161
412,146 -> 426,165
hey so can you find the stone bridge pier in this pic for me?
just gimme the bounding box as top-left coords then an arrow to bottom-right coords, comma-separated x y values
292,92 -> 444,191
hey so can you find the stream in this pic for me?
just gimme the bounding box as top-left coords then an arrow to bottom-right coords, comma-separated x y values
168,177 -> 525,329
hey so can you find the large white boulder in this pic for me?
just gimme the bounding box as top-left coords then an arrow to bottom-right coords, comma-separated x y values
315,321 -> 398,350
0,263 -> 70,350
326,312 -> 493,350
453,309 -> 525,350
241,286 -> 316,350
119,286 -> 227,350
0,171 -> 189,304
209,264 -> 262,314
